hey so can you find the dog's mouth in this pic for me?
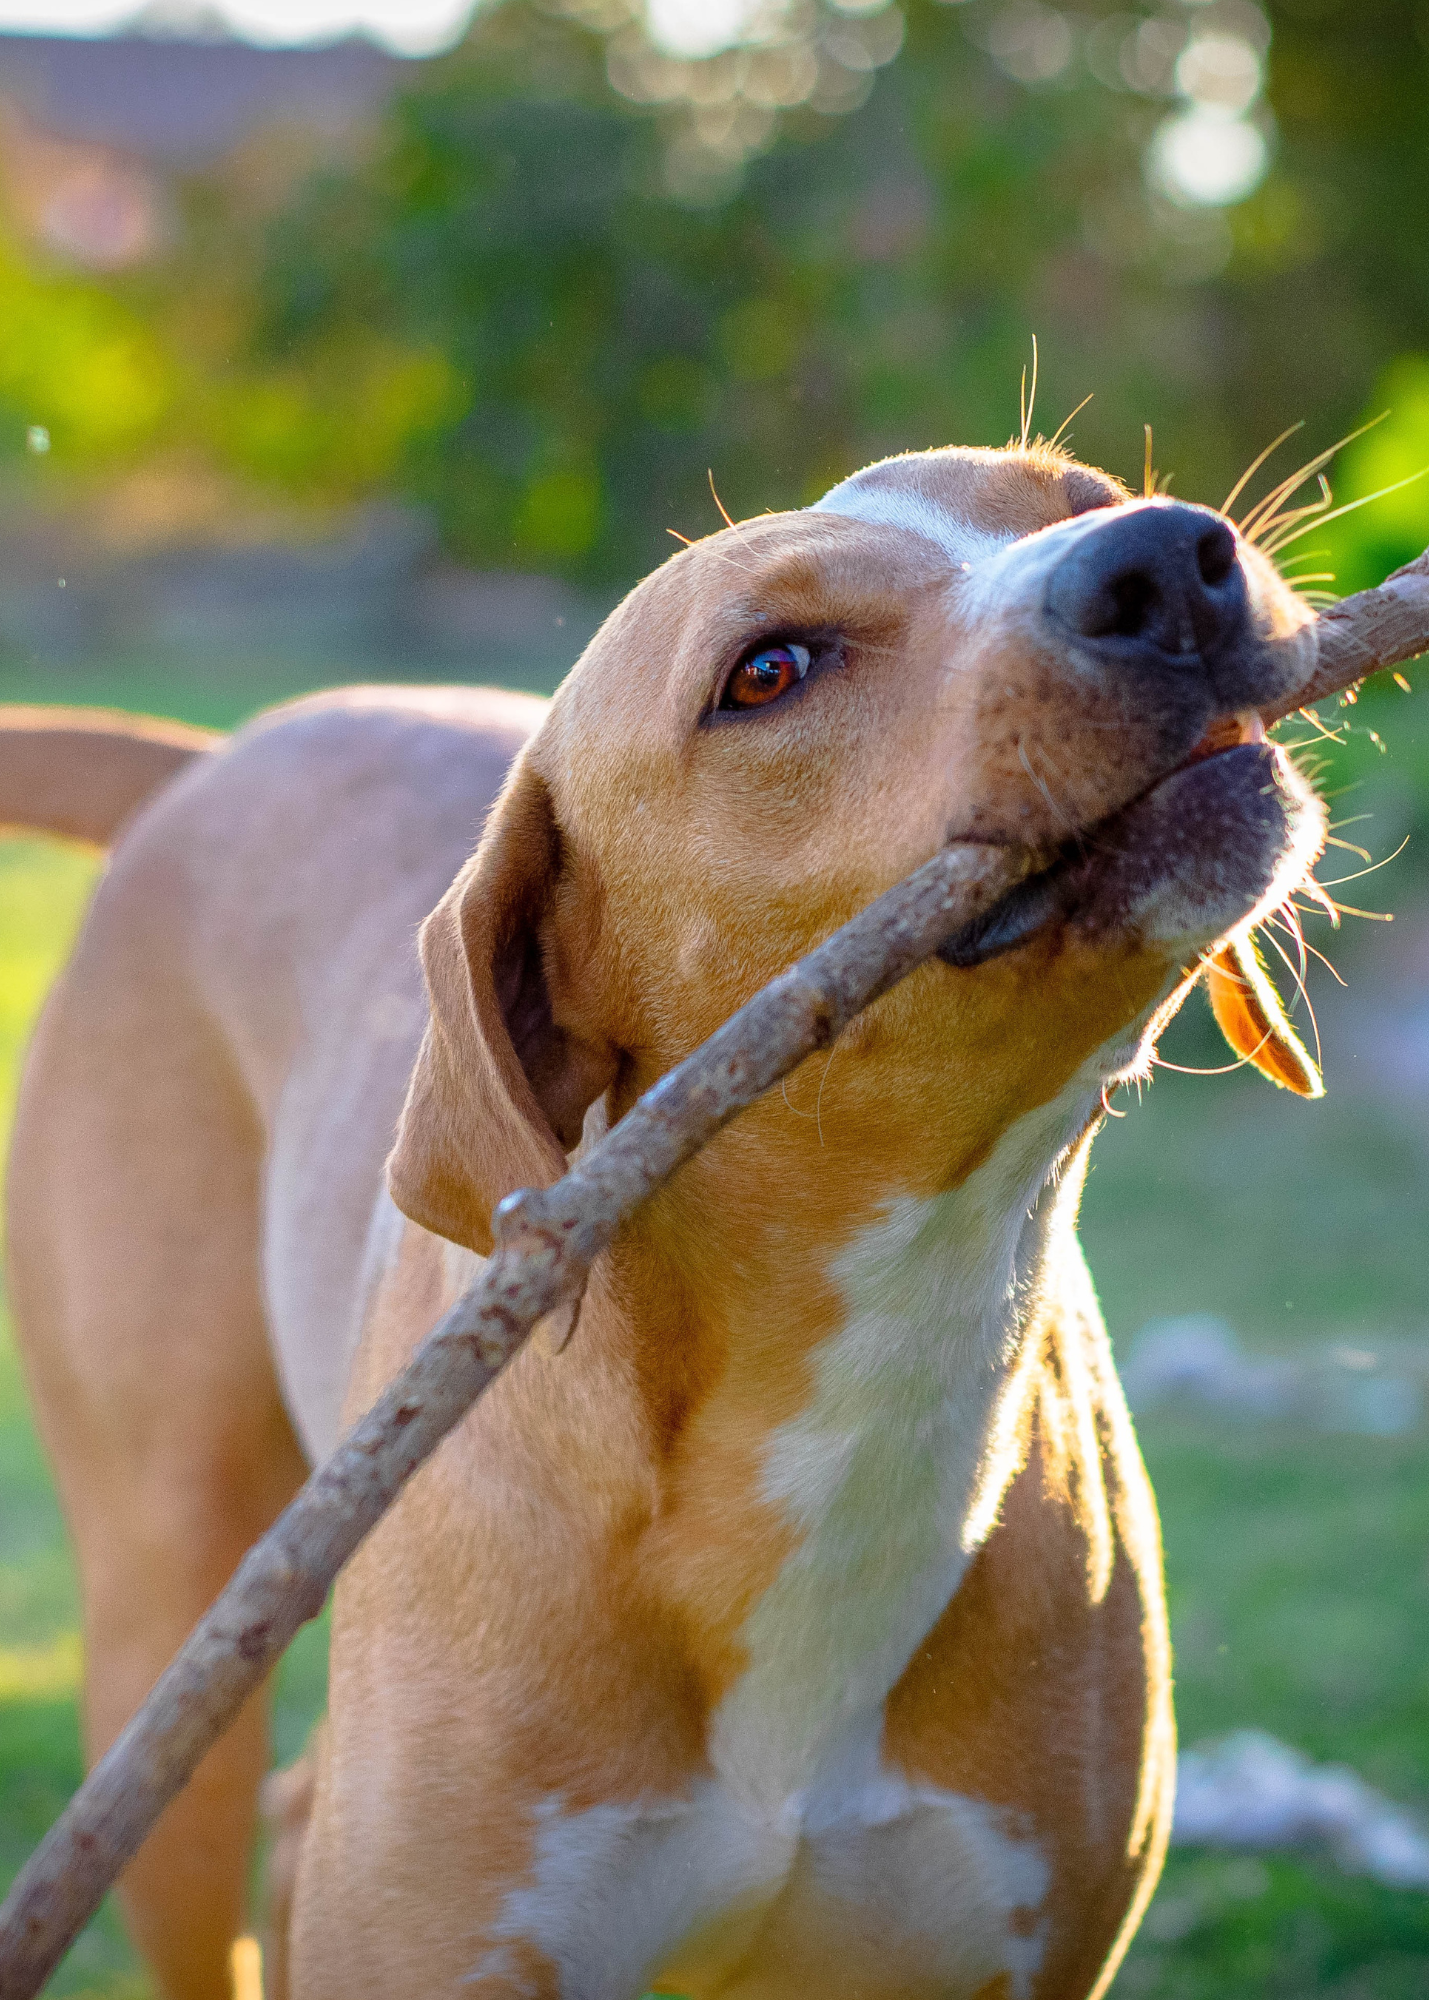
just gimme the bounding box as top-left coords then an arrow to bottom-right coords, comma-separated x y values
938,711 -> 1302,969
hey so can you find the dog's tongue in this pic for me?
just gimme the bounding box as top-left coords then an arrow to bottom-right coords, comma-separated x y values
1205,932 -> 1323,1097
1182,711 -> 1266,767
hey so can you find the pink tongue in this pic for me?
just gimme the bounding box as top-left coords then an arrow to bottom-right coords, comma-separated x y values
1186,711 -> 1266,762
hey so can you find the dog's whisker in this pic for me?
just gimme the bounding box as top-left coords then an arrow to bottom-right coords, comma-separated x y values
1322,833 -> 1373,862
708,470 -> 736,531
1046,393 -> 1093,453
1273,548 -> 1333,570
1269,466 -> 1429,554
1243,471 -> 1334,546
1153,1048 -> 1262,1077
1259,481 -> 1337,554
1019,334 -> 1039,451
1221,421 -> 1304,517
1318,897 -> 1395,922
1259,915 -> 1322,1068
1277,916 -> 1348,985
814,1042 -> 840,1150
1236,415 -> 1388,541
1255,493 -> 1334,556
1314,835 -> 1411,887
1015,736 -> 1078,833
779,1076 -> 817,1121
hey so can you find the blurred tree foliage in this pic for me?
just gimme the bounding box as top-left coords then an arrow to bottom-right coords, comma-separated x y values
242,0 -> 1429,588
249,0 -> 1207,582
0,233 -> 173,463
2,0 -> 1428,593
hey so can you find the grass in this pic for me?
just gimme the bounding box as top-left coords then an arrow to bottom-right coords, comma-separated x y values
1083,1067 -> 1429,1997
1,656 -> 1427,1995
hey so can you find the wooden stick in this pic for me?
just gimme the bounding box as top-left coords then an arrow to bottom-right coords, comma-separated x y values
1262,545 -> 1429,724
0,839 -> 1027,1999
3,538 -> 1426,1997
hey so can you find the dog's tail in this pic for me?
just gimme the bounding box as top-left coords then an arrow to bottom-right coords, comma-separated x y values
0,705 -> 220,846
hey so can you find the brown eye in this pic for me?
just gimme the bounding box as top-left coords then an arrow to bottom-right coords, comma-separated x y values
721,642 -> 811,710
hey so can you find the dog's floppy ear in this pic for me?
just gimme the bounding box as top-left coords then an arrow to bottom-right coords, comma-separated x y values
387,755 -> 616,1253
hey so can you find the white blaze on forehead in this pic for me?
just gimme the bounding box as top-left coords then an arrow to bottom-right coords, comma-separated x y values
813,471 -> 1015,566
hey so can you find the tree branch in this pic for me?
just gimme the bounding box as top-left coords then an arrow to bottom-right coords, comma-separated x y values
1261,546 -> 1429,725
3,539 -> 1427,1998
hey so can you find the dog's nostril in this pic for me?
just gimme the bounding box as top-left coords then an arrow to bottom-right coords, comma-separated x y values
1197,522 -> 1237,588
1108,571 -> 1158,640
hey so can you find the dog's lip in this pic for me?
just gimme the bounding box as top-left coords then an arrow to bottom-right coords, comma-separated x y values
937,713 -> 1272,969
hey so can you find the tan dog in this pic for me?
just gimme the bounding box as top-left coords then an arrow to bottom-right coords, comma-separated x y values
4,443 -> 1324,2000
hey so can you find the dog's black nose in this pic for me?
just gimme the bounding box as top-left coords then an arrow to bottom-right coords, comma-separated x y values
1045,501 -> 1248,663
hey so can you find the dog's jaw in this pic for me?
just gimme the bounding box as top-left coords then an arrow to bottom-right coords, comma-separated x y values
940,737 -> 1325,974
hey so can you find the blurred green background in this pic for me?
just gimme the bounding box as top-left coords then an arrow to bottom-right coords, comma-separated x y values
2,0 -> 1429,1993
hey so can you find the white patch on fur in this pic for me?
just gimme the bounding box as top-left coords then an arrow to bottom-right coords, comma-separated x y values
469,1033 -> 1159,1996
465,1786 -> 784,1997
949,503 -> 1120,628
814,476 -> 1011,566
466,1757 -> 1048,1998
706,1048 -> 1119,1826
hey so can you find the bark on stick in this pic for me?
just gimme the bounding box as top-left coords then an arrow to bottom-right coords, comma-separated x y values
1262,546 -> 1429,724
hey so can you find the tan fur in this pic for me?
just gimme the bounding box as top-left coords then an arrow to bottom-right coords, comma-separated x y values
0,704 -> 217,844
5,449 -> 1322,1999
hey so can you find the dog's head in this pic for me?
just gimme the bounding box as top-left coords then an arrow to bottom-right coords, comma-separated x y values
389,444 -> 1326,1254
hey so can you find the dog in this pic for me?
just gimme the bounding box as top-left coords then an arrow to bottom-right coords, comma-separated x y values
3,441 -> 1325,2000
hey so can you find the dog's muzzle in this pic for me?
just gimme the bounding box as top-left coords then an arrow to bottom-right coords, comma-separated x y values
940,738 -> 1319,968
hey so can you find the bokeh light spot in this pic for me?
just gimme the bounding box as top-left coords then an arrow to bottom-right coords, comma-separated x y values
1176,33 -> 1262,116
1149,107 -> 1269,208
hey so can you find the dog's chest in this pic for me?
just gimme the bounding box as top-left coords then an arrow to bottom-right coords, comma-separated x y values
469,1086 -> 1105,1999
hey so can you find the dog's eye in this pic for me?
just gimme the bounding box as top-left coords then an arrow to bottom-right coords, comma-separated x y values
721,642 -> 811,710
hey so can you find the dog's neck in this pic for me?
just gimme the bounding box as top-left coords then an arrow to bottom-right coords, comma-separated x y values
593,1053 -> 1110,1808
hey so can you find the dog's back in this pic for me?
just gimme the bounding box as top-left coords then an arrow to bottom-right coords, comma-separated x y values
2,686 -> 543,1999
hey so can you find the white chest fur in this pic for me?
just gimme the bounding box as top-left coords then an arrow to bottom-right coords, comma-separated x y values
468,1052 -> 1134,1999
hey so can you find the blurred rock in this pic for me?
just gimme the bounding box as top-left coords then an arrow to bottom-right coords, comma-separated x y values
1120,1315 -> 1297,1419
1120,1314 -> 1426,1435
1174,1730 -> 1429,1890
